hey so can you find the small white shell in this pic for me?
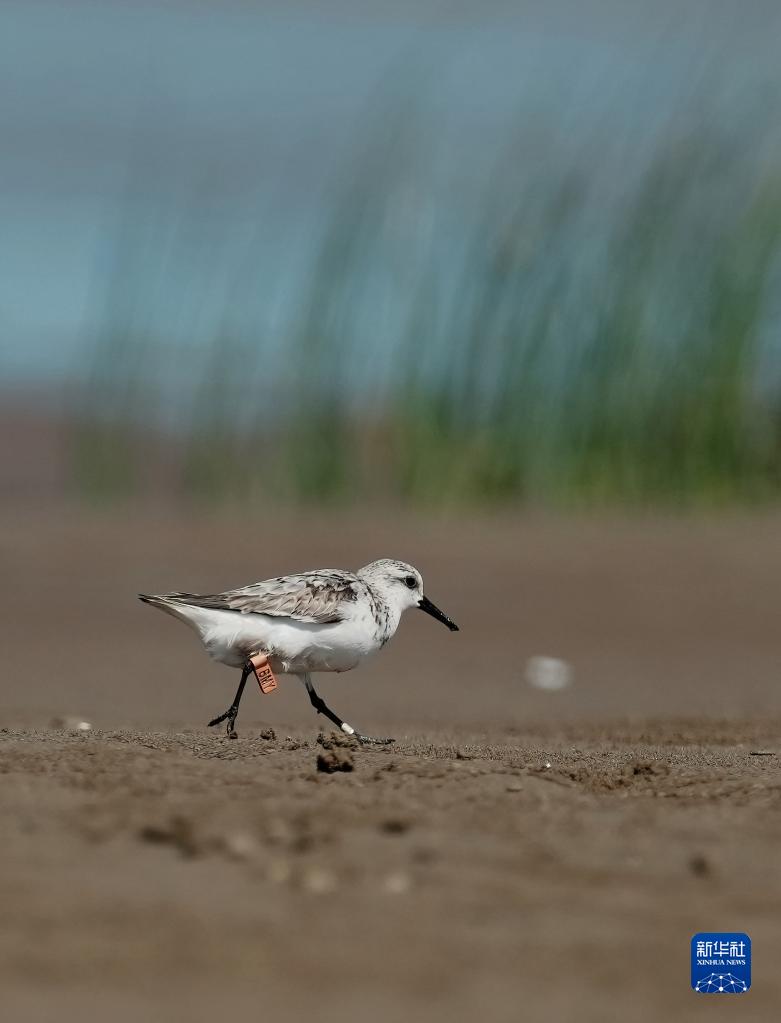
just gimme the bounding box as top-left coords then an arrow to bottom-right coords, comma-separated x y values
525,656 -> 572,691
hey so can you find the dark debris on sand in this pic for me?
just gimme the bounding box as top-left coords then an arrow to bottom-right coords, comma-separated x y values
316,748 -> 355,773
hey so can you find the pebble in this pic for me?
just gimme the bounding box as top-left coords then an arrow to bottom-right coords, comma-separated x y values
50,716 -> 92,732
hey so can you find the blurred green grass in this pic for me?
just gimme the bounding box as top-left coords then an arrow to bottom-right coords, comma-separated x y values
72,108 -> 781,509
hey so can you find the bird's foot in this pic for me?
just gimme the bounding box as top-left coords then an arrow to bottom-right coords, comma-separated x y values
208,708 -> 238,736
353,732 -> 395,746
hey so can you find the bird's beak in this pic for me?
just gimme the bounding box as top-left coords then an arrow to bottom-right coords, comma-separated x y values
417,595 -> 459,632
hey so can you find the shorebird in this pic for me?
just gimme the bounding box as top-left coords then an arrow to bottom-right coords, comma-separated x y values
139,559 -> 458,743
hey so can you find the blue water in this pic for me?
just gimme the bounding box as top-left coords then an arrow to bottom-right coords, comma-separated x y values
2,0 -> 780,389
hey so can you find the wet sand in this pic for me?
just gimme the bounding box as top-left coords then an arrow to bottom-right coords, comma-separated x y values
2,508 -> 781,1020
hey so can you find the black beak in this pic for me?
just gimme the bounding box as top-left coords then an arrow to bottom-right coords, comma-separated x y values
417,595 -> 459,632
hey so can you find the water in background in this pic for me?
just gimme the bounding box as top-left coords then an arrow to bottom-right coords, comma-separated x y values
3,1 -> 781,505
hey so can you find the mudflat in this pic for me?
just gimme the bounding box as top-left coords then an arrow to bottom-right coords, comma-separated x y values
2,509 -> 780,1021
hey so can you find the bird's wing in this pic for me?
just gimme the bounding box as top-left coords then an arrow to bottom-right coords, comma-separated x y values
161,571 -> 360,624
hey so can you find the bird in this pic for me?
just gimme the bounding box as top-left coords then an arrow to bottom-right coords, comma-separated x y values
139,558 -> 458,743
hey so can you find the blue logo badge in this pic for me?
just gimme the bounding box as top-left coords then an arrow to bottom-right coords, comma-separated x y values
691,933 -> 751,993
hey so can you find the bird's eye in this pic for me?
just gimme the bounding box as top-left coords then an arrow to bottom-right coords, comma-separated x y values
404,575 -> 416,589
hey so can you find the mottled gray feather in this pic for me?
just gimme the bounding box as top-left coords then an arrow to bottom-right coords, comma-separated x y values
159,570 -> 360,624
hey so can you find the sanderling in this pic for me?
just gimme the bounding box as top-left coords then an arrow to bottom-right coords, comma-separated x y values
139,558 -> 458,744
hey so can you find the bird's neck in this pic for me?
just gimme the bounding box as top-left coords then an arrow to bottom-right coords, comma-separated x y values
364,585 -> 401,646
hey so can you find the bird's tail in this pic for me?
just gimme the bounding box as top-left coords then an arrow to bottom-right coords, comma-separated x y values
138,593 -> 201,628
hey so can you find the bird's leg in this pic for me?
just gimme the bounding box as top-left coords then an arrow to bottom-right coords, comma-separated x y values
208,662 -> 251,735
298,673 -> 394,746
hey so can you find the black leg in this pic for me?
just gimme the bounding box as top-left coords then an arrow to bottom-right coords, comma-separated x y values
209,663 -> 250,735
298,673 -> 394,745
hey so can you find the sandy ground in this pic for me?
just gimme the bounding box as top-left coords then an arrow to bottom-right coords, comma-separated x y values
2,508 -> 781,1021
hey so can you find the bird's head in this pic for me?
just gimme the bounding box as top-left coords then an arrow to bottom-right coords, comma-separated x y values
356,559 -> 459,631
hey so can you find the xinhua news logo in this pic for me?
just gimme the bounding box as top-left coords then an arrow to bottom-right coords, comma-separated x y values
691,933 -> 751,994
